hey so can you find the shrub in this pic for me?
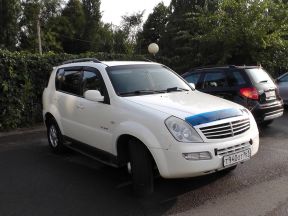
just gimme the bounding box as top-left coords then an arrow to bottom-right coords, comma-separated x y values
0,50 -> 146,131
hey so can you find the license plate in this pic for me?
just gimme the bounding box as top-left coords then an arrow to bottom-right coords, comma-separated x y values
223,149 -> 251,167
265,91 -> 276,99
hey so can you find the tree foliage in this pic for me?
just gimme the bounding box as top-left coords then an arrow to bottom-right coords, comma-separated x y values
19,0 -> 62,52
0,0 -> 21,50
0,50 -> 146,131
136,2 -> 169,54
154,0 -> 288,74
60,0 -> 86,53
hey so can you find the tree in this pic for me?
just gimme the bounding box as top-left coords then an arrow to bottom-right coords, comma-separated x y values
60,0 -> 86,53
0,0 -> 21,50
82,0 -> 102,51
116,11 -> 144,54
136,2 -> 169,54
19,0 -> 62,53
195,0 -> 288,71
159,0 -> 214,71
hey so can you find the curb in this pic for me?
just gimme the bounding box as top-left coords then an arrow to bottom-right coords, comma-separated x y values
0,125 -> 46,138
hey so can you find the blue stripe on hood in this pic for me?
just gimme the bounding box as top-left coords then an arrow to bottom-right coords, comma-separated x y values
185,108 -> 243,126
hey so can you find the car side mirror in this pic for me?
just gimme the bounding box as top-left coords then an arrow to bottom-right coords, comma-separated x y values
84,90 -> 104,102
189,83 -> 196,89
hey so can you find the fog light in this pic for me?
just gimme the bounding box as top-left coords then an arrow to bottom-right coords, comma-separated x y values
182,152 -> 212,160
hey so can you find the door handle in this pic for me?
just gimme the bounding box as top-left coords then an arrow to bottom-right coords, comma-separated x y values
76,104 -> 85,109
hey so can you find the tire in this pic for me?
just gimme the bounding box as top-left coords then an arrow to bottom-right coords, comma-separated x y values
259,119 -> 274,127
47,119 -> 65,153
128,139 -> 154,196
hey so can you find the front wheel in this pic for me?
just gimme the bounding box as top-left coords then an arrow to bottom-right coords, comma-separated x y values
128,139 -> 154,196
47,120 -> 65,153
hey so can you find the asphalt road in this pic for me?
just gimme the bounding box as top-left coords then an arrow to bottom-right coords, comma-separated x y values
0,110 -> 287,216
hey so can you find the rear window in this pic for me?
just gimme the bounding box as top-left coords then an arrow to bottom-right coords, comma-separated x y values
245,68 -> 274,85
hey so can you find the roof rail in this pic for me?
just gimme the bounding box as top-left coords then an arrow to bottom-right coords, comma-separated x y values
62,58 -> 101,64
189,65 -> 228,71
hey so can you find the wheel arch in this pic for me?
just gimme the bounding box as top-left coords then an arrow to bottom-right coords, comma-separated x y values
116,134 -> 157,168
44,111 -> 64,134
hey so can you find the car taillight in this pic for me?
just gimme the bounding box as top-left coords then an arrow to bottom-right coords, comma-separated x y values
240,87 -> 259,100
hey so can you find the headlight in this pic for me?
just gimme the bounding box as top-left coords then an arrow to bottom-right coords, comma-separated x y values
165,116 -> 203,143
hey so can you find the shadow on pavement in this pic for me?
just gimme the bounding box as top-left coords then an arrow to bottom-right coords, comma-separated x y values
0,132 -> 231,216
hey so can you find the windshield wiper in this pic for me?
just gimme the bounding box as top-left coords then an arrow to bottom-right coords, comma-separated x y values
119,87 -> 189,96
259,80 -> 268,83
119,90 -> 158,96
166,87 -> 189,92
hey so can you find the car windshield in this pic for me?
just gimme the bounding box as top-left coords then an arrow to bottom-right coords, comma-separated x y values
107,64 -> 191,96
245,68 -> 274,85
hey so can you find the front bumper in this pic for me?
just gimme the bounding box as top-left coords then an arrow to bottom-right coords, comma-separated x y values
150,133 -> 259,179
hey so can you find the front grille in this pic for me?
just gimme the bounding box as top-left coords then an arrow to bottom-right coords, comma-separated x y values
200,118 -> 250,139
215,142 -> 251,156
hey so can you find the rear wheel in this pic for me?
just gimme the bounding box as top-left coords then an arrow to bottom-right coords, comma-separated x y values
47,119 -> 65,153
128,139 -> 154,196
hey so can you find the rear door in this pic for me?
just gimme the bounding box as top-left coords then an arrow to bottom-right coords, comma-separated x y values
55,66 -> 83,138
199,70 -> 232,100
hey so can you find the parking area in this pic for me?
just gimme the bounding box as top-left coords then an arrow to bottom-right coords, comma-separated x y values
0,110 -> 287,216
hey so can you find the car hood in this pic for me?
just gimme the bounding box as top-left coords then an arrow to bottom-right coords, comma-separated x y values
124,91 -> 243,120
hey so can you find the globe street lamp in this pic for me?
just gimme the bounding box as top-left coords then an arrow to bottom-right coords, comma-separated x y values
148,43 -> 159,56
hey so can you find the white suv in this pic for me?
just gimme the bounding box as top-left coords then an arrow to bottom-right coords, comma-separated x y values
42,58 -> 259,195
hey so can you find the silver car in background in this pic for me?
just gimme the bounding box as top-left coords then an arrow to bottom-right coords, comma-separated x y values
276,72 -> 288,105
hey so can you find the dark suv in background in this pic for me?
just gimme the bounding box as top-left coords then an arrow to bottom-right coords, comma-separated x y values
182,66 -> 284,126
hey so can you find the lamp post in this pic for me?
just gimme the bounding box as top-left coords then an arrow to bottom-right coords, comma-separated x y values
148,43 -> 159,56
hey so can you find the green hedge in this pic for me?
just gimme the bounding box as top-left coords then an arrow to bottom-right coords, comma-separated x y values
0,50 -> 148,131
0,50 -> 285,131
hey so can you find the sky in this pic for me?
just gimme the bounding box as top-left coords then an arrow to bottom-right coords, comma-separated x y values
100,0 -> 171,26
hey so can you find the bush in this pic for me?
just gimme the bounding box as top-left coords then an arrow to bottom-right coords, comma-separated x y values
1,50 -> 285,131
0,50 -> 146,131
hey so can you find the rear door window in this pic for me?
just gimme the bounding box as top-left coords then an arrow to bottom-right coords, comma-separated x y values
203,71 -> 227,88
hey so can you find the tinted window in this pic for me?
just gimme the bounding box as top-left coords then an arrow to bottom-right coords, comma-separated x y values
203,72 -> 227,88
82,70 -> 103,95
228,70 -> 247,86
184,73 -> 201,84
107,65 -> 190,96
55,69 -> 65,90
56,69 -> 82,96
245,68 -> 274,85
279,74 -> 288,82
